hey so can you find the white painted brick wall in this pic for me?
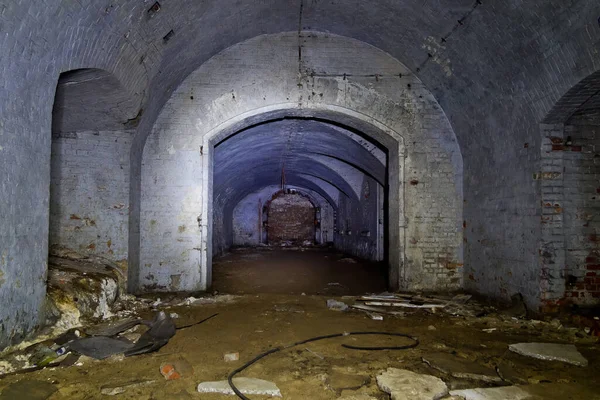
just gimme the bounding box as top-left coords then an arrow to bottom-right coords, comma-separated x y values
140,32 -> 464,292
50,130 -> 132,263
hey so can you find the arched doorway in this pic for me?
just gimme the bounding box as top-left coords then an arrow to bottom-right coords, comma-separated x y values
136,32 -> 463,295
540,69 -> 600,308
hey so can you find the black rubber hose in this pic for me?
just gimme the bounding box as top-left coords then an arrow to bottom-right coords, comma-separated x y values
227,331 -> 418,400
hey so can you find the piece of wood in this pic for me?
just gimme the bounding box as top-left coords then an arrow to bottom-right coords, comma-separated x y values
364,301 -> 446,309
350,304 -> 405,316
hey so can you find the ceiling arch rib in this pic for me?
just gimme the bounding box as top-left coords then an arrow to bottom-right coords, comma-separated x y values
213,118 -> 386,217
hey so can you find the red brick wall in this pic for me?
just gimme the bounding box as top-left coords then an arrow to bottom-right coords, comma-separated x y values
267,192 -> 315,245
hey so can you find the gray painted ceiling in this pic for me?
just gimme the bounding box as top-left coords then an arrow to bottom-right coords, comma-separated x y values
214,118 -> 386,214
52,69 -> 140,133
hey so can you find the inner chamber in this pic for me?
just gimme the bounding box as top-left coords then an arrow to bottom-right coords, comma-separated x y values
211,118 -> 389,294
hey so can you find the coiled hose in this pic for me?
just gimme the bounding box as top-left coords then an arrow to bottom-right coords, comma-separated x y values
227,331 -> 419,400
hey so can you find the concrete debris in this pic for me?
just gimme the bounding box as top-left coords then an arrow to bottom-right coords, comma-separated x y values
428,325 -> 437,331
364,301 -> 446,309
367,312 -> 383,320
508,343 -> 588,366
376,368 -> 448,400
178,295 -> 238,306
351,304 -> 405,316
197,377 -> 282,397
160,359 -> 193,380
338,257 -> 357,263
449,386 -> 530,400
100,380 -> 156,396
327,299 -> 349,311
354,293 -> 490,318
45,251 -> 126,334
338,395 -> 378,400
422,352 -> 503,383
224,352 -> 239,362
482,328 -> 497,333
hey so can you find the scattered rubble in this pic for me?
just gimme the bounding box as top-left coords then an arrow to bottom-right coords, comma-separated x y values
422,352 -> 503,383
177,294 -> 238,306
376,368 -> 448,400
160,358 -> 193,380
327,299 -> 349,311
347,293 -> 489,318
197,377 -> 282,397
224,352 -> 239,362
449,386 -> 530,400
508,343 -> 588,366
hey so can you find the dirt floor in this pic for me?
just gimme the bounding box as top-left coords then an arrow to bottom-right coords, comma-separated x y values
212,248 -> 388,295
1,293 -> 599,399
1,248 -> 599,399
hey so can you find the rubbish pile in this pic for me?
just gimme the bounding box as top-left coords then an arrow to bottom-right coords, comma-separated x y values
0,311 -> 177,376
327,292 -> 489,319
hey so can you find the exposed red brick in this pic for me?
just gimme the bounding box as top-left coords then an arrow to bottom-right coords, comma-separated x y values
267,192 -> 315,245
571,145 -> 582,152
552,144 -> 565,151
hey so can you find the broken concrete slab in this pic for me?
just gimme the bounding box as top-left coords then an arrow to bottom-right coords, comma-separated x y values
376,368 -> 448,400
449,386 -> 530,400
197,377 -> 282,397
508,343 -> 588,366
422,352 -> 503,383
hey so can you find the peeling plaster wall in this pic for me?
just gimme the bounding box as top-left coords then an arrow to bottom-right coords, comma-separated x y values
50,130 -> 132,263
140,32 -> 463,292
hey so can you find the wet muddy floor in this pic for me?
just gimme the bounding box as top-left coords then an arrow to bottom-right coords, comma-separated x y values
212,248 -> 388,295
1,293 -> 599,399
